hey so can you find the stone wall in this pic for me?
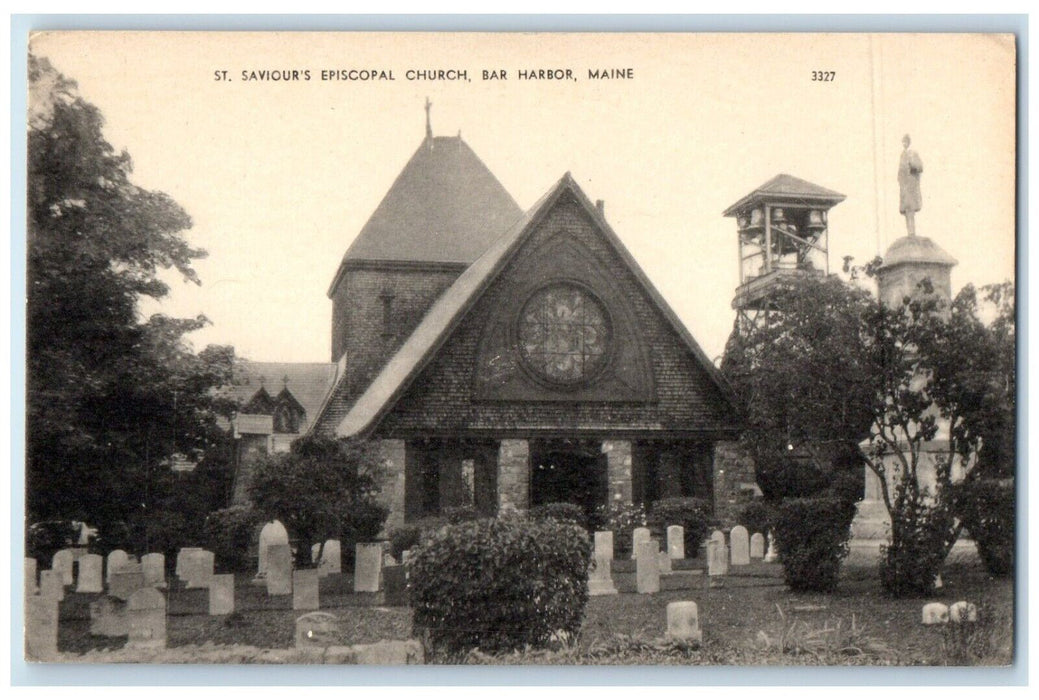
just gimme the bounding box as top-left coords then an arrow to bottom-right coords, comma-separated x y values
498,439 -> 529,512
603,440 -> 633,504
711,441 -> 759,526
377,440 -> 407,533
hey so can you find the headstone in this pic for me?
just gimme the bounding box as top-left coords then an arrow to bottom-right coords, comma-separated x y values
295,611 -> 340,649
89,595 -> 128,636
400,549 -> 414,566
126,587 -> 166,650
750,533 -> 766,559
594,531 -> 614,560
383,565 -> 409,606
39,569 -> 64,601
764,531 -> 779,562
25,558 -> 38,597
631,527 -> 652,560
635,540 -> 660,594
141,553 -> 166,588
316,539 -> 342,577
175,547 -> 202,580
666,601 -> 702,643
266,544 -> 293,596
922,602 -> 950,625
657,549 -> 673,574
109,563 -> 145,600
949,601 -> 978,623
730,526 -> 750,566
106,550 -> 129,583
186,550 -> 215,589
710,530 -> 725,546
76,554 -> 103,593
354,543 -> 383,592
934,573 -> 943,589
208,574 -> 235,615
588,555 -> 618,596
666,526 -> 685,560
707,542 -> 729,578
293,569 -> 320,610
25,594 -> 59,661
52,549 -> 75,586
257,520 -> 289,577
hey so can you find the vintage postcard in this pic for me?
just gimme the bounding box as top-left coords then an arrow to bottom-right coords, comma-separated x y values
22,31 -> 1017,668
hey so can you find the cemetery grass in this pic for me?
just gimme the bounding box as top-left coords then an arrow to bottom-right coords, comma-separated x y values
56,554 -> 1013,666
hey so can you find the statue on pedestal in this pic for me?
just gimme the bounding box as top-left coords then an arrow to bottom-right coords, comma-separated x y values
898,134 -> 923,236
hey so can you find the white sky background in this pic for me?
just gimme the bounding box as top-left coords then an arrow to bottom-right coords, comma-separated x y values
28,32 -> 1017,364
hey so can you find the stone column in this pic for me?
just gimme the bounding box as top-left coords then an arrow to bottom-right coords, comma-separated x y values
497,439 -> 529,512
602,440 -> 633,504
378,439 -> 407,533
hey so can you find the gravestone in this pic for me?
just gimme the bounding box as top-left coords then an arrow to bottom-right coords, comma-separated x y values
635,540 -> 660,594
52,549 -> 75,586
109,563 -> 145,600
25,594 -> 59,661
320,540 -> 342,576
764,531 -> 779,562
657,549 -> 673,574
383,565 -> 408,606
141,553 -> 166,588
710,530 -> 725,547
295,611 -> 340,649
208,574 -> 235,615
707,542 -> 729,579
730,526 -> 750,566
922,602 -> 950,625
666,601 -> 702,643
186,550 -> 215,589
666,526 -> 685,560
175,547 -> 202,581
39,569 -> 64,602
126,587 -> 166,650
25,558 -> 38,597
750,533 -> 766,559
354,543 -> 383,593
949,601 -> 978,623
594,531 -> 614,560
76,554 -> 103,593
400,549 -> 414,566
293,569 -> 320,610
631,527 -> 652,560
106,550 -> 129,583
89,595 -> 128,636
257,520 -> 290,577
266,544 -> 293,595
588,555 -> 618,596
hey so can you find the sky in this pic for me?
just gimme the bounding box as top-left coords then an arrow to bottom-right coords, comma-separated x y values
28,32 -> 1017,364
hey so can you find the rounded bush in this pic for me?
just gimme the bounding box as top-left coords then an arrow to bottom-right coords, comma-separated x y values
773,497 -> 855,592
204,505 -> 263,572
648,498 -> 712,558
953,479 -> 1014,577
410,517 -> 591,653
529,502 -> 587,529
388,525 -> 423,561
737,500 -> 774,539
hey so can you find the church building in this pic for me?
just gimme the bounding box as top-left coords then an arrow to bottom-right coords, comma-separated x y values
234,115 -> 740,531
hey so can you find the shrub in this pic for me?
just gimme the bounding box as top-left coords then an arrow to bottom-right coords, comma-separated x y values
595,502 -> 647,558
442,505 -> 478,525
879,477 -> 957,597
204,505 -> 263,572
529,502 -> 587,529
773,497 -> 856,592
738,501 -> 774,539
647,498 -> 712,558
339,500 -> 389,566
952,478 -> 1014,577
389,525 -> 424,561
410,517 -> 591,654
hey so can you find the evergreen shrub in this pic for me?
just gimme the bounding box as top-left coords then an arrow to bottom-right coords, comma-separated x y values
410,517 -> 591,653
204,505 -> 263,572
773,497 -> 855,592
952,478 -> 1014,577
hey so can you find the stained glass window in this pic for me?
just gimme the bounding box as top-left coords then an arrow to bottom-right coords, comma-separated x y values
517,283 -> 611,385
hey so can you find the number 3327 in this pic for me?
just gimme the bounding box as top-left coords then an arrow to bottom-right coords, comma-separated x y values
812,71 -> 836,82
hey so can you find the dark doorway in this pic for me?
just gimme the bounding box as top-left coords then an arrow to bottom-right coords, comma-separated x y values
529,440 -> 608,517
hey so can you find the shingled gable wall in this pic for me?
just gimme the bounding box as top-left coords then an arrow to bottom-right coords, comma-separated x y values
373,192 -> 736,437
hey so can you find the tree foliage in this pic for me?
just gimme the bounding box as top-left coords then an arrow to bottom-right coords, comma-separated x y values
26,55 -> 236,545
248,435 -> 387,567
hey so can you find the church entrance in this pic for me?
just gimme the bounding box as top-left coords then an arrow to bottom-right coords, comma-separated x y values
529,440 -> 608,517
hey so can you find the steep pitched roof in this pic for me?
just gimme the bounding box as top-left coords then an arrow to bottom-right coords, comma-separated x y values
332,173 -> 736,438
222,361 -> 337,433
332,135 -> 523,276
723,173 -> 846,216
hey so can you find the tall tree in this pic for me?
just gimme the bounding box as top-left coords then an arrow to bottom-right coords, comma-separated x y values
26,55 -> 236,544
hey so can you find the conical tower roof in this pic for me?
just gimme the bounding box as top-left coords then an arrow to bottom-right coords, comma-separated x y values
338,135 -> 523,266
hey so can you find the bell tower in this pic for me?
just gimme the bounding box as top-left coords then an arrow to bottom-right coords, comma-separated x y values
724,174 -> 845,331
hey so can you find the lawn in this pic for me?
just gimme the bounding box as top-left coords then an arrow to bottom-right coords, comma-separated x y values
55,552 -> 1014,666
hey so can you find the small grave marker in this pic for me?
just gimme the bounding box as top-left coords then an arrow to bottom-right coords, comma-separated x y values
126,587 -> 166,650
666,601 -> 702,643
293,569 -> 320,610
76,554 -> 103,593
730,525 -> 750,566
209,574 -> 235,615
354,543 -> 383,592
295,611 -> 340,649
106,550 -> 129,583
588,555 -> 618,596
631,527 -> 652,560
667,526 -> 685,560
635,540 -> 660,594
89,595 -> 128,636
922,602 -> 950,625
949,601 -> 978,623
266,544 -> 293,596
39,569 -> 64,602
594,531 -> 614,560
52,549 -> 74,586
25,594 -> 59,661
141,553 -> 166,588
750,533 -> 766,559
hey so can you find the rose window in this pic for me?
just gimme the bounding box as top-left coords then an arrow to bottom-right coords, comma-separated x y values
517,283 -> 612,385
